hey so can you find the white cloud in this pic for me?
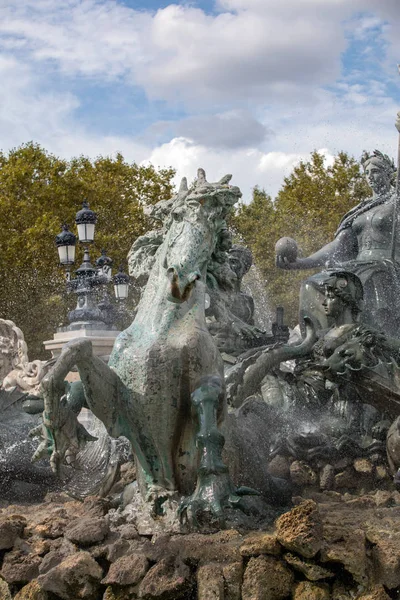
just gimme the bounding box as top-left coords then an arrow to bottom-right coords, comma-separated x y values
0,0 -> 398,207
148,110 -> 271,149
0,0 -> 359,106
144,137 -> 311,201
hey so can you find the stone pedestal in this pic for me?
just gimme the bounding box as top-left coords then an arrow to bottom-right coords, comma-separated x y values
43,328 -> 120,363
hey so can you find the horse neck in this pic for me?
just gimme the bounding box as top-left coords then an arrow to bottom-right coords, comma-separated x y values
133,259 -> 207,334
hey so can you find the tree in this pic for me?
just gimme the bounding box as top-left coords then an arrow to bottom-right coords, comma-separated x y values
231,151 -> 371,326
0,143 -> 175,358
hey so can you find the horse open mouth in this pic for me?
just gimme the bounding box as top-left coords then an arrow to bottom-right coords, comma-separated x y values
167,268 -> 200,303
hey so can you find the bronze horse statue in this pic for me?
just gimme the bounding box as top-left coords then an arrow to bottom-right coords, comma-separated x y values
34,170 -> 281,527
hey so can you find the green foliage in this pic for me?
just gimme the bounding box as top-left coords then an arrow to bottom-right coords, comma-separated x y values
0,142 -> 174,358
231,151 -> 371,326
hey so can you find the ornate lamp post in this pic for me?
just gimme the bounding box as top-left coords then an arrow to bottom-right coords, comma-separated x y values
55,224 -> 76,268
113,265 -> 130,300
54,200 -> 130,331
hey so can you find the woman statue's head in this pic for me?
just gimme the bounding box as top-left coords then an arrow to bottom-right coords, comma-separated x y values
361,149 -> 396,196
321,271 -> 364,323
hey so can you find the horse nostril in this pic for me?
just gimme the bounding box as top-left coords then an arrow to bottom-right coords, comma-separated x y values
188,272 -> 201,283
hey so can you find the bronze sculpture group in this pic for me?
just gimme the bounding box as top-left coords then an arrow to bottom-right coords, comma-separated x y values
2,116 -> 400,529
277,148 -> 400,337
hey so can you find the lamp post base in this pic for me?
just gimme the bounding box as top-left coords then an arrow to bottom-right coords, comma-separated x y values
43,326 -> 120,364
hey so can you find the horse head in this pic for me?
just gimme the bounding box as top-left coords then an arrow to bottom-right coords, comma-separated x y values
162,169 -> 242,303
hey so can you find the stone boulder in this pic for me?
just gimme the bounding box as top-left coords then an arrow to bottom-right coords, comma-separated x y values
242,555 -> 294,600
138,556 -> 193,599
283,552 -> 334,581
197,563 -> 224,600
222,561 -> 243,600
240,532 -> 281,557
65,516 -> 109,546
293,581 -> 330,600
0,550 -> 42,585
365,517 -> 400,589
0,515 -> 26,550
321,526 -> 368,585
37,551 -> 103,600
13,580 -> 49,600
0,578 -> 12,600
275,500 -> 323,558
356,585 -> 391,600
101,553 -> 149,586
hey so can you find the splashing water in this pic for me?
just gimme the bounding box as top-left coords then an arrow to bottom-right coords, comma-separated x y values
242,264 -> 273,332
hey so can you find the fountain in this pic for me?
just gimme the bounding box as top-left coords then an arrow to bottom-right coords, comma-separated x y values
2,141 -> 400,598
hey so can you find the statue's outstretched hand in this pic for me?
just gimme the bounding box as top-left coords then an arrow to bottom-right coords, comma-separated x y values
275,254 -> 298,270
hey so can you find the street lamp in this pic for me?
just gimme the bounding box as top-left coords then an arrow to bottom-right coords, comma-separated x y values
75,201 -> 97,244
55,202 -> 129,330
113,265 -> 130,300
55,224 -> 76,266
96,249 -> 113,281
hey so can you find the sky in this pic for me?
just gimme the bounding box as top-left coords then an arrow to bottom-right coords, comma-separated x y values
0,0 -> 399,202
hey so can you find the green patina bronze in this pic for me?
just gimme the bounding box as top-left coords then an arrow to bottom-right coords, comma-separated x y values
35,170 -> 266,526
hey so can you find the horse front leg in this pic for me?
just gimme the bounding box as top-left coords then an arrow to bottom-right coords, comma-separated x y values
32,338 -> 120,475
179,375 -> 258,529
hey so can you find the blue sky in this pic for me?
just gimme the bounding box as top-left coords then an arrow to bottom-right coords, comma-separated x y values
0,0 -> 399,200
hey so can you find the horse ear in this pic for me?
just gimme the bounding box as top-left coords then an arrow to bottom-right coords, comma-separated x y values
179,177 -> 188,193
196,168 -> 207,184
218,174 -> 232,184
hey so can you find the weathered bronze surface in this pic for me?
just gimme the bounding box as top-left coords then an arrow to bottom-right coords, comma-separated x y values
35,171 -> 287,528
276,150 -> 400,336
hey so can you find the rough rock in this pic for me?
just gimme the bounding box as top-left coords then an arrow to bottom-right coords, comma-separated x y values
65,516 -> 109,546
331,581 -> 353,599
37,551 -> 103,600
82,496 -> 110,518
267,455 -> 290,479
275,500 -> 323,558
283,552 -> 334,581
240,532 -> 281,557
373,490 -> 396,508
293,581 -> 330,600
290,460 -> 318,486
169,530 -> 242,563
222,561 -> 243,600
31,512 -> 69,539
353,458 -> 374,475
23,537 -> 52,557
13,580 -> 49,600
0,550 -> 42,584
375,465 -> 390,481
197,563 -> 224,600
319,465 -> 335,491
335,467 -> 358,489
356,585 -> 391,599
89,530 -> 135,563
138,556 -> 193,599
101,553 -> 149,586
102,586 -> 132,600
321,526 -> 368,585
38,538 -> 77,574
0,515 -> 26,550
365,519 -> 400,588
242,555 -> 294,600
0,578 -> 12,600
117,523 -> 139,540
